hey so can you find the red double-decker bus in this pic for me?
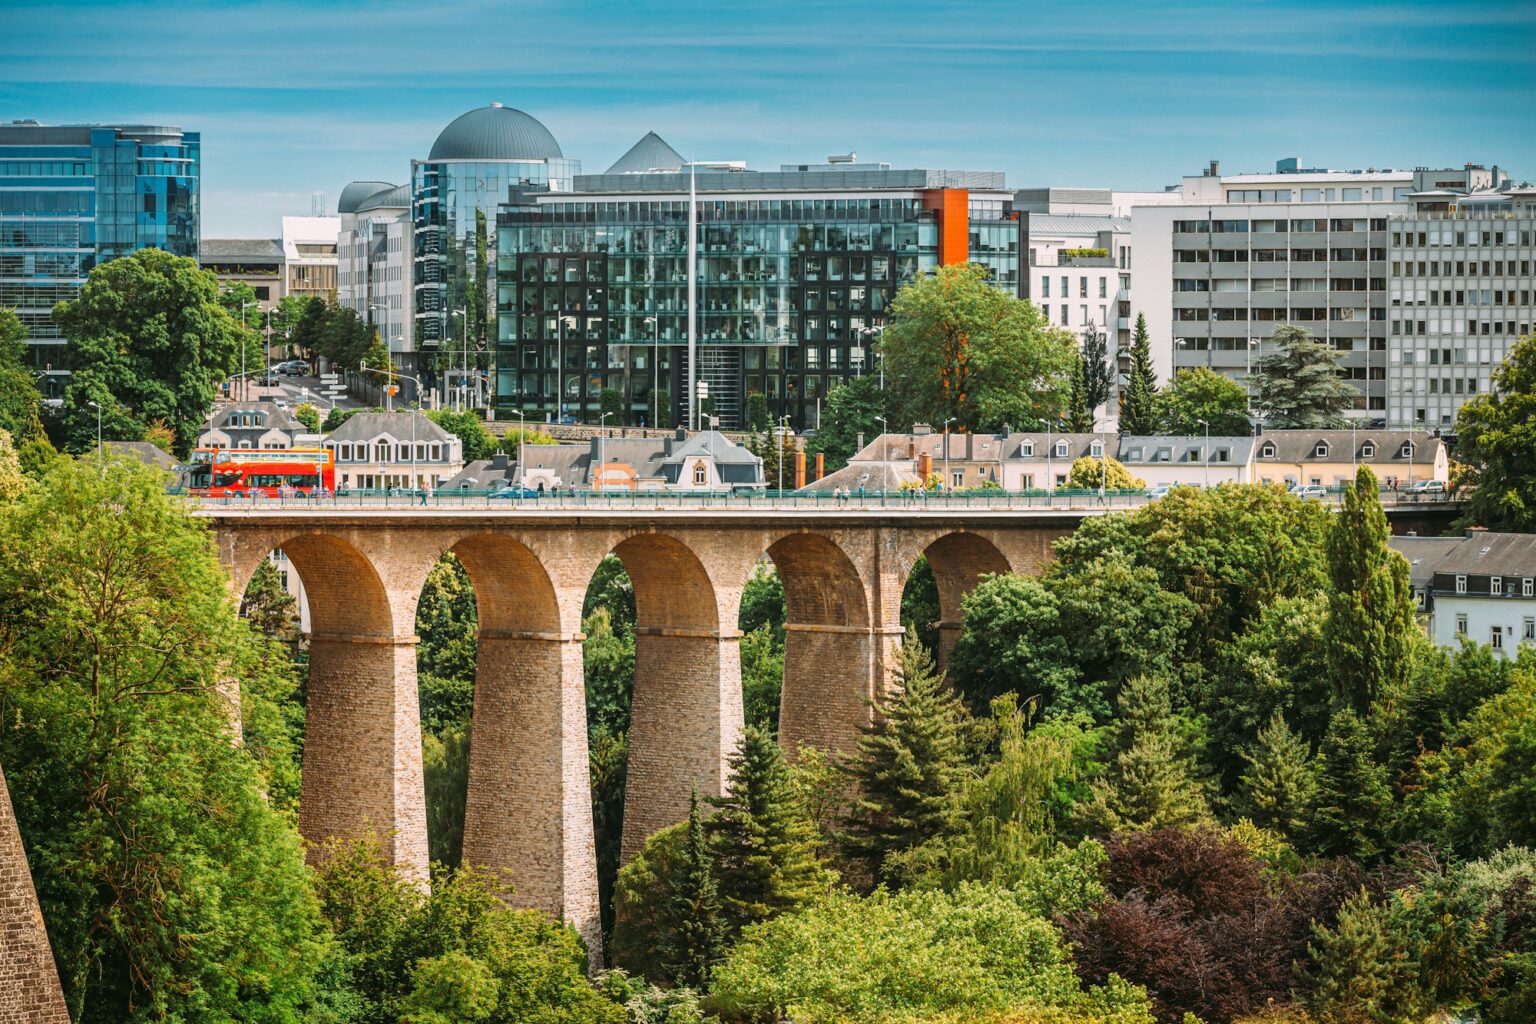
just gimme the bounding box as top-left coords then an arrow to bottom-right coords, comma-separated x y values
187,448 -> 335,497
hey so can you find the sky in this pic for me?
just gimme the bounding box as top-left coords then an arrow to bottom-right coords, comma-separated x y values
4,0 -> 1534,237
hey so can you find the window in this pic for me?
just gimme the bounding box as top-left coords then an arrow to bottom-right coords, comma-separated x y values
1400,441 -> 1415,458
692,462 -> 707,485
1053,440 -> 1069,458
1525,578 -> 1534,598
1360,441 -> 1375,458
951,470 -> 964,488
1090,441 -> 1104,457
1524,616 -> 1535,641
1313,441 -> 1330,458
1260,442 -> 1276,458
1456,575 -> 1467,594
1416,588 -> 1426,609
1020,442 -> 1034,457
1491,626 -> 1503,650
1456,613 -> 1468,635
1492,576 -> 1503,595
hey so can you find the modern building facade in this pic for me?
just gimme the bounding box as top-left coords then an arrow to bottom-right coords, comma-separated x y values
282,216 -> 340,302
1386,187 -> 1536,428
200,238 -> 284,306
338,181 -> 414,382
493,143 -> 1020,429
1130,158 -> 1509,425
0,119 -> 199,389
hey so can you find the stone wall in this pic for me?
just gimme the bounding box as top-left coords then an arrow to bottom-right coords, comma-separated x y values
0,765 -> 70,1023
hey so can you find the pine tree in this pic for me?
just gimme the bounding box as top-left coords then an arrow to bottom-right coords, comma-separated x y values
1307,708 -> 1393,860
661,791 -> 725,987
1078,674 -> 1211,835
1065,355 -> 1095,432
707,726 -> 831,934
1302,888 -> 1427,1024
1249,324 -> 1357,428
1080,324 -> 1113,413
240,558 -> 301,650
1325,466 -> 1417,715
1119,313 -> 1160,434
843,632 -> 968,886
1238,712 -> 1317,840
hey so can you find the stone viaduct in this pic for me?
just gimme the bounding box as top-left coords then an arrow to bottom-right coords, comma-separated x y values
198,499 -> 1461,958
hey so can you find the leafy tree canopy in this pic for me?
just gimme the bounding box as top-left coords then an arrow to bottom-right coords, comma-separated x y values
1154,366 -> 1251,436
1248,324 -> 1356,429
1065,454 -> 1143,491
1119,313 -> 1159,435
1454,332 -> 1536,531
805,374 -> 889,473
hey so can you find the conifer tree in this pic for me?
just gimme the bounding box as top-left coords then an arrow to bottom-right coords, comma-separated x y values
1065,355 -> 1095,432
1325,465 -> 1417,715
1307,709 -> 1393,859
707,726 -> 831,934
843,632 -> 969,886
1119,313 -> 1159,434
239,557 -> 301,650
1078,674 -> 1210,835
1238,712 -> 1317,840
1249,324 -> 1357,428
1302,889 -> 1428,1023
661,791 -> 725,988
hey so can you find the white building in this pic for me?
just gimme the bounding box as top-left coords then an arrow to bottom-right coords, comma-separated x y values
322,411 -> 464,491
281,215 -> 340,303
338,182 -> 415,387
1394,532 -> 1536,658
1117,435 -> 1256,488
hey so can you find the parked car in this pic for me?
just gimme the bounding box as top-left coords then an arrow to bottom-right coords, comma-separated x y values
255,369 -> 281,386
1289,483 -> 1328,500
489,485 -> 540,499
1146,483 -> 1174,500
278,360 -> 310,376
1405,479 -> 1447,498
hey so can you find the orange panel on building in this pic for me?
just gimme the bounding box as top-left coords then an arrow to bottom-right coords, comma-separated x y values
923,188 -> 970,266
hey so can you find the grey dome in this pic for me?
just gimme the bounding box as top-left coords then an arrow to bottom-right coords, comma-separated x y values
338,180 -> 395,213
428,103 -> 563,162
605,131 -> 684,174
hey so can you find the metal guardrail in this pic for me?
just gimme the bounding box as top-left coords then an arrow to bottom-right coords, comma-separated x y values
176,485 -> 1463,514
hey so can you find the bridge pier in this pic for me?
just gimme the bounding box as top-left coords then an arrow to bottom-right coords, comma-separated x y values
461,631 -> 600,953
779,623 -> 905,758
301,633 -> 430,883
621,628 -> 743,862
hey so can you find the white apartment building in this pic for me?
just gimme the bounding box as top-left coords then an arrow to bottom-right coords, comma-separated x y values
337,181 -> 416,388
1129,158 -> 1512,427
1387,187 -> 1536,428
281,215 -> 340,302
1394,532 -> 1536,658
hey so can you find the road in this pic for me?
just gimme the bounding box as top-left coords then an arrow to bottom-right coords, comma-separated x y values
229,373 -> 367,413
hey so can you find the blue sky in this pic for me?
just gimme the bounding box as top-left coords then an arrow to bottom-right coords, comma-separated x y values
4,0 -> 1533,236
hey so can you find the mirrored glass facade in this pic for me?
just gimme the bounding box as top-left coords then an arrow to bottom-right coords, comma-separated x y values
495,176 -> 1020,429
0,123 -> 199,382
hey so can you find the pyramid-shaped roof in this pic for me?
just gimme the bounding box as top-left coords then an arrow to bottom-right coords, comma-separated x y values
605,131 -> 685,174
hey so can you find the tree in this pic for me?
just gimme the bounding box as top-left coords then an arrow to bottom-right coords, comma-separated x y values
1065,353 -> 1094,431
1249,324 -> 1357,428
316,302 -> 373,371
293,401 -> 321,433
599,386 -> 624,427
1302,889 -> 1428,1024
1307,709 -> 1393,860
745,392 -> 769,433
1325,466 -> 1417,715
584,606 -> 635,739
751,425 -> 798,491
1155,366 -> 1251,436
0,429 -> 26,502
416,554 -> 479,691
660,792 -> 726,987
880,262 -> 1076,432
0,307 -> 43,444
650,387 -> 671,429
240,557 -> 302,649
54,248 -> 241,458
426,408 -> 496,461
0,457 -> 334,1020
217,280 -> 268,383
1065,454 -> 1143,491
1120,313 -> 1159,434
497,426 -> 560,460
805,374 -> 888,473
1238,712 -> 1318,840
740,624 -> 783,734
290,295 -> 328,359
843,632 -> 969,886
1077,675 -> 1212,835
1453,333 -> 1536,532
423,725 -> 470,868
706,725 -> 832,935
1080,322 -> 1113,413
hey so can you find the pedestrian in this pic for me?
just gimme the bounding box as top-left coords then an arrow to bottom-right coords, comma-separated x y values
420,482 -> 431,507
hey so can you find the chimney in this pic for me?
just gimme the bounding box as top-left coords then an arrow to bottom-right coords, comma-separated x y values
917,451 -> 932,482
814,452 -> 825,482
966,432 -> 974,461
1207,159 -> 1221,177
675,426 -> 687,441
794,450 -> 806,490
490,452 -> 509,471
856,431 -> 865,453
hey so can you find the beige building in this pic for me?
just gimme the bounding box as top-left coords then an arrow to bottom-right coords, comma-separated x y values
1249,429 -> 1448,488
282,216 -> 340,301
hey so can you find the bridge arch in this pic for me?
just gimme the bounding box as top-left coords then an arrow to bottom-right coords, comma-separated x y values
914,531 -> 1013,671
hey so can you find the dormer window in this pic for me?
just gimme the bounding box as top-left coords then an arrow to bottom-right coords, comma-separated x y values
1090,441 -> 1104,457
1313,441 -> 1330,458
1360,441 -> 1376,458
1155,446 -> 1172,462
1215,448 -> 1230,463
693,462 -> 708,485
1492,576 -> 1503,595
1053,440 -> 1069,458
1126,447 -> 1143,461
1260,442 -> 1276,458
1400,441 -> 1415,458
1021,442 -> 1034,457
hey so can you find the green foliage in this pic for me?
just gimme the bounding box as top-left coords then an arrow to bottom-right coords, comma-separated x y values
1249,324 -> 1356,429
1307,709 -> 1392,860
1237,712 -> 1317,840
660,793 -> 726,987
426,407 -> 496,461
882,262 -> 1077,432
55,248 -> 241,458
590,730 -> 628,942
424,724 -> 470,868
0,307 -> 43,443
745,392 -> 769,433
1066,352 -> 1095,432
0,428 -> 26,502
498,426 -> 560,458
0,457 -> 334,1021
599,386 -> 625,426
585,606 -> 636,739
1080,324 -> 1113,413
294,401 -> 321,432
650,387 -> 671,429
1077,675 -> 1212,835
1453,332 -> 1536,531
1120,313 -> 1159,435
1065,454 -> 1143,491
706,725 -> 833,935
314,841 -> 623,1024
843,632 -> 969,886
1155,366 -> 1251,436
740,624 -> 783,734
1302,889 -> 1428,1024
706,884 -> 1155,1024
241,556 -> 302,648
737,560 -> 785,644
901,554 -> 942,654
611,822 -> 688,982
584,554 -> 636,636
416,554 -> 478,700
1324,467 -> 1417,714
805,374 -> 889,473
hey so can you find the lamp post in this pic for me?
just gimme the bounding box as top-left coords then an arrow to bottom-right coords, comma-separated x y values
942,416 -> 956,493
264,306 -> 278,383
597,411 -> 613,491
88,399 -> 102,474
451,308 -> 467,412
239,300 -> 253,400
512,408 -> 526,491
1197,417 -> 1210,489
861,325 -> 885,389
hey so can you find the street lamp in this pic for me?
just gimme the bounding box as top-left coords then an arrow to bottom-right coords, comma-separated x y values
451,308 -> 467,413
861,325 -> 885,389
239,300 -> 254,400
597,411 -> 613,491
942,416 -> 956,493
88,400 -> 102,474
511,407 -> 527,491
1196,417 -> 1210,489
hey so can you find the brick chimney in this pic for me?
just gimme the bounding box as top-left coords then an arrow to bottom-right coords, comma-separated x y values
794,450 -> 806,489
814,452 -> 824,482
917,452 -> 932,481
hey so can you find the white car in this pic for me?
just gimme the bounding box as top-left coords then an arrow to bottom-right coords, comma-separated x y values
1405,479 -> 1447,495
1145,483 -> 1174,500
1289,484 -> 1328,500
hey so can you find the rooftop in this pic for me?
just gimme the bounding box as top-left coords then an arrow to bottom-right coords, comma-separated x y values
428,103 -> 563,163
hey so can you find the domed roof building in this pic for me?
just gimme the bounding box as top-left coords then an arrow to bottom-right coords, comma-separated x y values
428,103 -> 563,162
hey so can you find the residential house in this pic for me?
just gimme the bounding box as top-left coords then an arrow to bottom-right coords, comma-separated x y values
1250,430 -> 1447,488
1117,436 -> 1256,488
322,411 -> 464,491
1391,531 -> 1536,657
198,401 -> 305,450
512,429 -> 764,493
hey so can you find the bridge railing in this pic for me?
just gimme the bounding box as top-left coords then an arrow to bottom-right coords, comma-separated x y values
173,484 -> 1463,513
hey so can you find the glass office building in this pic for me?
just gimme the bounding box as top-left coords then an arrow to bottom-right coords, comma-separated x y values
0,121 -> 199,389
494,159 -> 1019,428
411,104 -> 578,368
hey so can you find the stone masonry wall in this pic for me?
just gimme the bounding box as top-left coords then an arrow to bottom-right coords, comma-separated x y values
0,764 -> 70,1024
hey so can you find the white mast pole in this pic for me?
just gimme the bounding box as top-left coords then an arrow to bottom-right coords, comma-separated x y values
687,158 -> 698,432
